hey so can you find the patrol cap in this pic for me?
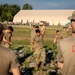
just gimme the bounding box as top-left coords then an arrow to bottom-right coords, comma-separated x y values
0,23 -> 3,34
68,11 -> 75,20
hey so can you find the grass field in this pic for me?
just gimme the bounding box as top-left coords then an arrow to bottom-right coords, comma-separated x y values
10,25 -> 72,54
11,25 -> 72,48
9,25 -> 72,74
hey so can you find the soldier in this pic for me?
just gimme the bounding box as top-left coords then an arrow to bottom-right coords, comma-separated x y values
31,22 -> 47,70
62,27 -> 68,38
53,30 -> 63,45
30,24 -> 39,40
1,26 -> 14,48
0,24 -> 21,75
57,11 -> 75,75
30,22 -> 47,52
30,23 -> 39,52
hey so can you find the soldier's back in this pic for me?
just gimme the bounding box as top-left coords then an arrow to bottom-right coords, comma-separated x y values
59,36 -> 75,75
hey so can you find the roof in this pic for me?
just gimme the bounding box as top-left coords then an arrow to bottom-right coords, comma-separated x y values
13,10 -> 75,25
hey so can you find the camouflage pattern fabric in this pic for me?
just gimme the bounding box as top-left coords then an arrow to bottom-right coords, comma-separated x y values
26,55 -> 35,63
3,43 -> 9,48
34,70 -> 47,75
34,48 -> 46,65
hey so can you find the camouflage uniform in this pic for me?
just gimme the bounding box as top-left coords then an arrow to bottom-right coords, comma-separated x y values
34,48 -> 45,65
34,70 -> 47,75
32,34 -> 46,66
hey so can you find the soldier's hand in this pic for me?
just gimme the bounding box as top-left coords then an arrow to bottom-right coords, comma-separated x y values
43,22 -> 47,26
9,42 -> 12,45
32,47 -> 36,50
58,62 -> 63,70
33,47 -> 36,50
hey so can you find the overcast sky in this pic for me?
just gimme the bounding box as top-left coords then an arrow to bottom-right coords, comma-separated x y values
0,0 -> 75,10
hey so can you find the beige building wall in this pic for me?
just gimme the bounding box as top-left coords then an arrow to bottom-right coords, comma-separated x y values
13,10 -> 75,25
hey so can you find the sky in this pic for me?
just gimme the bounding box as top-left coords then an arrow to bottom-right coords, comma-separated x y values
0,0 -> 75,10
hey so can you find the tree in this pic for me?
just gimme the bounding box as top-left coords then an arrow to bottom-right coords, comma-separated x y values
22,3 -> 33,10
1,13 -> 8,22
0,5 -> 4,16
10,4 -> 20,16
7,10 -> 13,21
0,4 -> 20,22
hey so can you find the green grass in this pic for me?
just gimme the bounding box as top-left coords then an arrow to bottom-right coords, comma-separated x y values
10,25 -> 72,74
10,25 -> 72,60
11,25 -> 71,55
11,25 -> 72,50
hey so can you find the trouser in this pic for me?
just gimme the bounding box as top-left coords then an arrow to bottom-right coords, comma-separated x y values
34,48 -> 46,65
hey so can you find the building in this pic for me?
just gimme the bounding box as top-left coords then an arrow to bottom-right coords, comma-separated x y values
13,10 -> 75,25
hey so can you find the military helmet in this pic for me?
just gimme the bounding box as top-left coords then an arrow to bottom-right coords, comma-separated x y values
68,11 -> 75,20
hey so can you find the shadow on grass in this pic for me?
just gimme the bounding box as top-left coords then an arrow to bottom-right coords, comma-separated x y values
44,45 -> 54,64
21,67 -> 33,75
18,53 -> 33,64
14,46 -> 24,50
49,71 -> 57,75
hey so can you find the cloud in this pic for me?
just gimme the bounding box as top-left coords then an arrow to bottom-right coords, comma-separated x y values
0,0 -> 75,9
32,1 -> 75,9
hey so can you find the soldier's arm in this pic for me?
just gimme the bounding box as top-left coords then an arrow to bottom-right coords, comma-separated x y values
57,43 -> 63,69
30,39 -> 36,50
41,22 -> 47,36
61,33 -> 64,39
12,68 -> 21,75
3,37 -> 12,45
53,38 -> 57,44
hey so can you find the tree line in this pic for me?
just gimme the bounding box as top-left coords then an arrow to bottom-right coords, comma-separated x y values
0,3 -> 33,22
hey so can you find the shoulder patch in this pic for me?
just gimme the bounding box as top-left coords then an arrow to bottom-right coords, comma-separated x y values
72,45 -> 75,52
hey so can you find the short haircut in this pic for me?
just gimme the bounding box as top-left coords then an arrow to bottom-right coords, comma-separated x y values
56,30 -> 59,33
7,26 -> 14,32
0,23 -> 3,34
63,27 -> 66,29
36,29 -> 40,33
